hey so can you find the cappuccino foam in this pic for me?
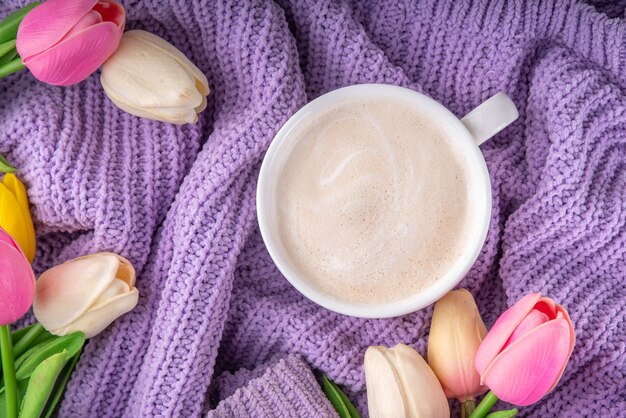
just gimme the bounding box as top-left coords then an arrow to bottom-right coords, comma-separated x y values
277,99 -> 475,305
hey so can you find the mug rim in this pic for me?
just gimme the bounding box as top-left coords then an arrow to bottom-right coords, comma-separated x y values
257,83 -> 492,318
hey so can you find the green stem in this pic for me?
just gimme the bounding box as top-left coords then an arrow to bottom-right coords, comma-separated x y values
469,391 -> 498,418
12,323 -> 44,358
462,399 -> 477,418
0,324 -> 18,418
0,57 -> 24,78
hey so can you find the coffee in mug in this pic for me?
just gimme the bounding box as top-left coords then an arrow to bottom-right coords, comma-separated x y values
278,99 -> 475,305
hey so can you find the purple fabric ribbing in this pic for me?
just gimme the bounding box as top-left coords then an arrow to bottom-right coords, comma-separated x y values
207,355 -> 337,417
1,0 -> 625,417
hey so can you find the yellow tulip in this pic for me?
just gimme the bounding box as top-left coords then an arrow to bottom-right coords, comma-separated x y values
0,173 -> 35,262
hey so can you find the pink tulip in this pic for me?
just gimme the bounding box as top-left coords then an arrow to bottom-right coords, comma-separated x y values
16,0 -> 125,86
475,293 -> 575,406
0,227 -> 36,325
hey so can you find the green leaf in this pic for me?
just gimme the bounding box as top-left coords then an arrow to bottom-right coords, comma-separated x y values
322,375 -> 361,418
11,325 -> 36,345
0,40 -> 15,59
14,334 -> 58,372
15,342 -> 46,371
0,2 -> 40,44
0,57 -> 24,78
0,154 -> 17,174
486,409 -> 519,418
42,348 -> 82,418
0,50 -> 17,67
13,324 -> 52,359
0,48 -> 16,66
0,378 -> 29,417
15,333 -> 85,381
18,351 -> 68,418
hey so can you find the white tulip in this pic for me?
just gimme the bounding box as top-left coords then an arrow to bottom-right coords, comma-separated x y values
364,344 -> 450,418
33,253 -> 138,338
100,30 -> 210,124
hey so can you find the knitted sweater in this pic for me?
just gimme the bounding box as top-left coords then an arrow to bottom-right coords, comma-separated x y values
1,0 -> 625,416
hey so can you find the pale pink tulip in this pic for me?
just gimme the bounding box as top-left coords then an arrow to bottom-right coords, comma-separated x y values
16,0 -> 125,86
475,293 -> 575,406
0,227 -> 36,325
33,252 -> 138,338
428,289 -> 487,401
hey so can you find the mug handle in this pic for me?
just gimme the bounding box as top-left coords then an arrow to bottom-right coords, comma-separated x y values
460,92 -> 519,145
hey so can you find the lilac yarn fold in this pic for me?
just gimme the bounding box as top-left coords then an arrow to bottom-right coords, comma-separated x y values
1,0 -> 625,417
208,355 -> 337,417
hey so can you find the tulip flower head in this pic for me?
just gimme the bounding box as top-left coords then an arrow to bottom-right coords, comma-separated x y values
0,173 -> 36,262
475,293 -> 575,406
0,227 -> 36,325
100,30 -> 210,124
364,344 -> 450,418
34,252 -> 138,338
16,0 -> 125,86
428,289 -> 487,401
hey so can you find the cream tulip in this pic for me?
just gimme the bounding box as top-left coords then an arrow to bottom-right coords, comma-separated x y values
428,289 -> 487,403
100,30 -> 209,124
364,344 -> 450,418
33,253 -> 138,338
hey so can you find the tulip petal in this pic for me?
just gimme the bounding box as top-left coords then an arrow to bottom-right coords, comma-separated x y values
101,89 -> 200,124
481,318 -> 572,406
475,293 -> 541,375
534,297 -> 557,318
1,174 -> 36,261
62,10 -> 103,40
196,93 -> 208,113
93,1 -> 125,29
101,33 -> 203,109
2,174 -> 28,213
504,309 -> 549,348
52,288 -> 138,338
387,344 -> 450,418
365,347 -> 408,418
34,253 -> 122,330
124,30 -> 209,96
115,256 -> 136,287
0,181 -> 35,262
428,289 -> 487,401
91,278 -> 129,310
23,21 -> 122,86
16,0 -> 99,59
0,228 -> 35,325
548,306 -> 576,392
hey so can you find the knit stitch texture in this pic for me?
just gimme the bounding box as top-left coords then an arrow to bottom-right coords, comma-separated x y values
1,0 -> 625,416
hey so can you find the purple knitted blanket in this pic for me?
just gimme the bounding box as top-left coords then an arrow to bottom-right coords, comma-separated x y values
1,0 -> 626,416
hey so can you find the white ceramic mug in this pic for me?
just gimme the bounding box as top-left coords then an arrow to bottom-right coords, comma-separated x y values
257,84 -> 518,318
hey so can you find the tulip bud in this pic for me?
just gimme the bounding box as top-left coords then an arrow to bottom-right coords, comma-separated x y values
16,0 -> 125,86
100,30 -> 210,124
0,173 -> 36,262
364,344 -> 449,418
428,289 -> 487,402
33,253 -> 138,338
0,227 -> 35,325
475,293 -> 576,406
